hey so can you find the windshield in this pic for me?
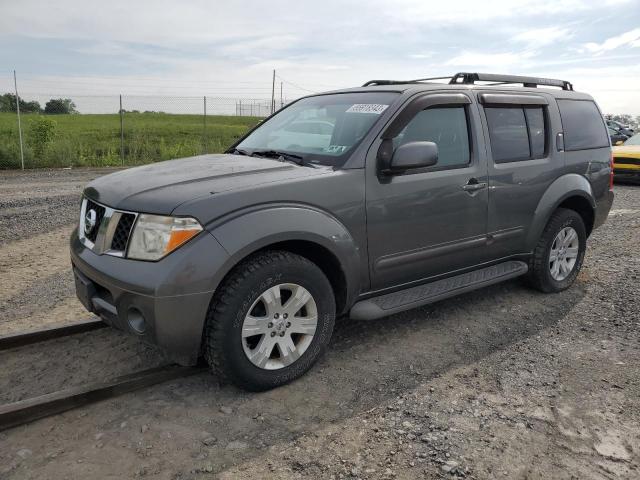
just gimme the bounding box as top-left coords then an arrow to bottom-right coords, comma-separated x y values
624,134 -> 640,146
234,92 -> 399,166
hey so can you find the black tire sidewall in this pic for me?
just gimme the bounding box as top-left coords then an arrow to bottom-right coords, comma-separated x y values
215,255 -> 335,390
539,210 -> 587,292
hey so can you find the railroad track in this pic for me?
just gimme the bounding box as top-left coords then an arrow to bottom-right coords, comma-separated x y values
0,318 -> 107,350
0,320 -> 207,431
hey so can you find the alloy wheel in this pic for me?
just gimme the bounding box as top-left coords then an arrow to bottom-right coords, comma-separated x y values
241,283 -> 318,370
549,226 -> 579,281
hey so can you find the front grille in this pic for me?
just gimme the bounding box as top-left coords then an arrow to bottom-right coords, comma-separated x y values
111,213 -> 136,251
85,199 -> 106,242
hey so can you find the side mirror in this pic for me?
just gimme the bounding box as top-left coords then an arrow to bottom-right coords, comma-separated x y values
615,140 -> 624,146
389,141 -> 438,172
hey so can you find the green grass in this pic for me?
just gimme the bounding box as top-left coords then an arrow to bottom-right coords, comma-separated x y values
0,112 -> 261,169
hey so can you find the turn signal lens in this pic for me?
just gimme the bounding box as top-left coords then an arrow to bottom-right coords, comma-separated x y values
127,214 -> 202,261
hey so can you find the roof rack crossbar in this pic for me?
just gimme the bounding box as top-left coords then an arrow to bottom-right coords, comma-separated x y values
362,76 -> 453,87
362,73 -> 573,90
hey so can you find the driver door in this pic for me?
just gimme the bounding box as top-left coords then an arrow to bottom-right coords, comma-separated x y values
366,92 -> 490,290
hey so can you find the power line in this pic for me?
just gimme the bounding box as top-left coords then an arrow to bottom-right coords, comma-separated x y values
275,74 -> 319,93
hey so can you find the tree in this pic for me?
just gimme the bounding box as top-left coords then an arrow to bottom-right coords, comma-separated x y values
44,98 -> 77,114
0,93 -> 42,113
609,114 -> 639,130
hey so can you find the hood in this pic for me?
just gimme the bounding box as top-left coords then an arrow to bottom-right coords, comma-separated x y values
84,154 -> 330,214
612,145 -> 640,157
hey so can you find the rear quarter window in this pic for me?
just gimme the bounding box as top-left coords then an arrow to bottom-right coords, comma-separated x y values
557,100 -> 609,151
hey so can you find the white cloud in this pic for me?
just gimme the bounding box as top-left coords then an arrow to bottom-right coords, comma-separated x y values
408,53 -> 434,59
445,51 -> 535,68
218,35 -> 301,57
512,27 -> 572,48
583,28 -> 640,54
384,0 -> 630,25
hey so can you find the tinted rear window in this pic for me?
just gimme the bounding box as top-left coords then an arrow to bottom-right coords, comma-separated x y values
557,100 -> 609,151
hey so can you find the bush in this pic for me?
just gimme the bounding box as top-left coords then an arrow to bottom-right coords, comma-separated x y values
28,116 -> 57,158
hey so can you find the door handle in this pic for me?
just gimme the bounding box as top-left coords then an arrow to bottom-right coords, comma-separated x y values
462,180 -> 487,192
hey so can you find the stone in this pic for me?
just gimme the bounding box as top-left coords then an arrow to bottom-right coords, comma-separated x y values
202,437 -> 218,446
441,460 -> 459,473
16,449 -> 32,459
226,440 -> 249,450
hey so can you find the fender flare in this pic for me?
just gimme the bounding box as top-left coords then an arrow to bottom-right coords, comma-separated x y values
526,173 -> 595,250
205,204 -> 362,310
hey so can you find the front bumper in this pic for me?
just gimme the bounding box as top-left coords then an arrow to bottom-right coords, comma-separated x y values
70,228 -> 230,365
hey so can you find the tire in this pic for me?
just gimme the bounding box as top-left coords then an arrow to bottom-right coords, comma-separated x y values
527,208 -> 587,293
204,250 -> 335,391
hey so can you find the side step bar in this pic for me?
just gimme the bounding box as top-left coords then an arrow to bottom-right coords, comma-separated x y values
350,261 -> 528,320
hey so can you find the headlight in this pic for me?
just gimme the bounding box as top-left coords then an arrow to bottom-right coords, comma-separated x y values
127,214 -> 203,261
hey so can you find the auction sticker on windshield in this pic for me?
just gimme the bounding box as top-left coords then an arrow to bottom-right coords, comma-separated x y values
346,104 -> 389,114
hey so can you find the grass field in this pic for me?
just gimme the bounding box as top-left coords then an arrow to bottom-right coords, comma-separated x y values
0,112 -> 261,169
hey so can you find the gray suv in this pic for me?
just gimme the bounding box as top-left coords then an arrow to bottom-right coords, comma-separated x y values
71,72 -> 614,390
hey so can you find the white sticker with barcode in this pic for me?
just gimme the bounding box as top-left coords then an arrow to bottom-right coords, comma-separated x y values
346,104 -> 389,114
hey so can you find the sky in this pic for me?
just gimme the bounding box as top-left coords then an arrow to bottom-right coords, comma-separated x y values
1,0 -> 639,114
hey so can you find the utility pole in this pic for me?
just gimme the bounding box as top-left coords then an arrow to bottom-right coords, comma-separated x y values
13,70 -> 24,170
119,95 -> 124,165
280,82 -> 283,109
271,69 -> 276,114
203,96 -> 207,154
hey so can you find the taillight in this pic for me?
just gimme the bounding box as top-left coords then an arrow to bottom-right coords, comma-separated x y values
609,151 -> 615,191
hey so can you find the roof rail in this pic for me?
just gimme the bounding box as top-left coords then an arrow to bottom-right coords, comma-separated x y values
362,73 -> 573,91
449,72 -> 573,90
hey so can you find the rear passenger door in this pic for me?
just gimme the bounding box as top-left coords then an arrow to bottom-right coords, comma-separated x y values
478,92 -> 563,258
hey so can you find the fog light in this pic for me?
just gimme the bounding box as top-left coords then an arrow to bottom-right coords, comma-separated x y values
127,307 -> 146,334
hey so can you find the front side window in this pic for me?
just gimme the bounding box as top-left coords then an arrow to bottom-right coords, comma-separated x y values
485,106 -> 547,163
393,107 -> 471,169
236,92 -> 399,166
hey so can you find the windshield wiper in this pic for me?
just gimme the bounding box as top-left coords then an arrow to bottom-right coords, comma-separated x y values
228,147 -> 251,156
250,150 -> 311,167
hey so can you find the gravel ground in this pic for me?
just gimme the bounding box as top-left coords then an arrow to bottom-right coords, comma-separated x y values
0,169 -> 638,479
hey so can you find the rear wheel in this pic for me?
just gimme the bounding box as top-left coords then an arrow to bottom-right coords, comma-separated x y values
204,250 -> 335,391
527,208 -> 587,293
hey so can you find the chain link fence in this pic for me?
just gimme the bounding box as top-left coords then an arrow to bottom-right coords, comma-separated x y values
0,94 -> 283,169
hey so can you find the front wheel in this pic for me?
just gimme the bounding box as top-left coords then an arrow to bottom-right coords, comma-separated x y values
527,208 -> 587,293
204,250 -> 335,391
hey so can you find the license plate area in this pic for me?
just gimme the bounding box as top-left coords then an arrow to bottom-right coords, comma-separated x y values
73,268 -> 96,312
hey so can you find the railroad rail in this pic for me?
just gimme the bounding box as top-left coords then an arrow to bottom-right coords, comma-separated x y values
0,318 -> 107,351
0,364 -> 206,431
0,319 -> 207,431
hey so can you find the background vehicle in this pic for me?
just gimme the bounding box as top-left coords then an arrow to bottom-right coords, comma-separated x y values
607,119 -> 634,137
609,127 -> 629,146
613,133 -> 640,179
71,72 -> 614,390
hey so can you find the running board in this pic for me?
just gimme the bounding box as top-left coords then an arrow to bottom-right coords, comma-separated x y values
350,261 -> 528,320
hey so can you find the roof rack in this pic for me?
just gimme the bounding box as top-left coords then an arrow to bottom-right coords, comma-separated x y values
362,72 -> 573,91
